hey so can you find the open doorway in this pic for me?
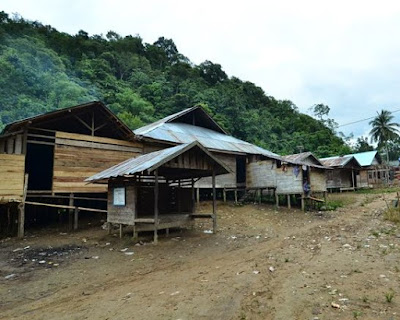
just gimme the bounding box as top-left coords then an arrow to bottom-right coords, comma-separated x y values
25,143 -> 54,191
236,156 -> 246,186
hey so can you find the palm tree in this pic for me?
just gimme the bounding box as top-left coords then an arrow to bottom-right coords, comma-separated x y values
369,110 -> 400,162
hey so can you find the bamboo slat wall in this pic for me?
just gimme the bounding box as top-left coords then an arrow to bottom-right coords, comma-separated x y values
276,166 -> 303,195
194,153 -> 236,188
246,160 -> 277,188
0,154 -> 25,202
53,131 -> 143,193
310,170 -> 327,192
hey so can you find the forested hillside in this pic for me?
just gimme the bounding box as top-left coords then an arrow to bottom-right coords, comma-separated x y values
0,11 -> 352,157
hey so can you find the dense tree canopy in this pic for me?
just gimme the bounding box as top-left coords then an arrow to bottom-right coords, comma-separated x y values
0,11 -> 353,157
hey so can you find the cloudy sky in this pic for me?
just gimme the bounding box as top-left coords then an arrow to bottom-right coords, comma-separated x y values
3,0 -> 400,139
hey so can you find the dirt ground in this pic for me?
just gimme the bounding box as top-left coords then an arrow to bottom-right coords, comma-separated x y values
1,192 -> 400,320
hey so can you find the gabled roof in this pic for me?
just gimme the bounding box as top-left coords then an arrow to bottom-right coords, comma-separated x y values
134,106 -> 280,159
86,141 -> 231,183
1,101 -> 135,140
344,151 -> 381,167
136,106 -> 226,135
320,155 -> 361,169
282,152 -> 324,166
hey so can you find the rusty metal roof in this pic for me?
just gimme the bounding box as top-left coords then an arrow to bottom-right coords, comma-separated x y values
134,119 -> 280,159
320,155 -> 361,168
282,152 -> 324,166
86,141 -> 231,183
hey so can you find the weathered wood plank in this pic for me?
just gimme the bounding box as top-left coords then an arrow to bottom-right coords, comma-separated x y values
53,144 -> 139,193
56,131 -> 142,148
56,138 -> 142,153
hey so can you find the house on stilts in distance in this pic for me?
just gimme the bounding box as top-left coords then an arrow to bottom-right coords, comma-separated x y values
320,155 -> 362,192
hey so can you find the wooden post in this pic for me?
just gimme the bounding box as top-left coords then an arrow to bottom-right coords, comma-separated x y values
223,188 -> 226,203
234,190 -> 238,204
196,188 -> 200,205
301,194 -> 305,212
133,185 -> 138,239
259,189 -> 262,204
73,207 -> 79,230
154,169 -> 159,244
212,168 -> 217,233
351,169 -> 355,190
275,191 -> 279,208
68,193 -> 74,231
107,222 -> 111,235
191,178 -> 195,213
287,194 -> 291,209
18,174 -> 29,238
177,179 -> 181,214
119,224 -> 123,238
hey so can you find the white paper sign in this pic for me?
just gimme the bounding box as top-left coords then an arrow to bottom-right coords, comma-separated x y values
113,187 -> 126,206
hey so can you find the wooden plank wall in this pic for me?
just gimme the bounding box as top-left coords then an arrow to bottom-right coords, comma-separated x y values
107,184 -> 137,225
326,169 -> 352,189
194,153 -> 236,188
310,169 -> 327,192
0,154 -> 25,202
53,131 -> 143,193
246,160 -> 277,188
0,135 -> 23,155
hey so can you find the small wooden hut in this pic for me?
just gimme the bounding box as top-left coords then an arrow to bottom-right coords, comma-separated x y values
320,155 -> 361,191
86,141 -> 230,242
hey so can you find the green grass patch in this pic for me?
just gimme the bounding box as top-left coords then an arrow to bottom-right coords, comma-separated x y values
384,208 -> 400,223
356,187 -> 400,195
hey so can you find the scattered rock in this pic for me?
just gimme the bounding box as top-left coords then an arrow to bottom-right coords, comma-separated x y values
331,302 -> 340,309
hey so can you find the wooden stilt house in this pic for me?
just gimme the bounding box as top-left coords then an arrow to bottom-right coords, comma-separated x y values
320,155 -> 361,191
0,101 -> 143,237
86,141 -> 230,242
133,106 -> 282,201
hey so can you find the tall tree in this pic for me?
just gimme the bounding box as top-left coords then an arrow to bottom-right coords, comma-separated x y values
369,110 -> 400,162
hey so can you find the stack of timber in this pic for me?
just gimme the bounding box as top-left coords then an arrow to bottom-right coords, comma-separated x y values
53,132 -> 143,193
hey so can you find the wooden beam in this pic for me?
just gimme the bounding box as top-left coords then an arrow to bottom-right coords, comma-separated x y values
154,169 -> 159,244
74,207 -> 79,230
212,168 -> 217,233
191,178 -> 195,213
178,179 -> 181,214
74,114 -> 92,132
18,174 -> 28,238
69,193 -> 74,231
24,201 -> 107,213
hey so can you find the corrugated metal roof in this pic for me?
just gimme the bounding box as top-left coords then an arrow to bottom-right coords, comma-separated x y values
282,152 -> 328,169
320,155 -> 360,168
86,141 -> 230,183
344,151 -> 380,167
135,122 -> 280,159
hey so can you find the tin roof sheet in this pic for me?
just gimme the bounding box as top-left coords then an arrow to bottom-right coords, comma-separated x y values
344,151 -> 380,167
135,122 -> 280,159
86,141 -> 230,182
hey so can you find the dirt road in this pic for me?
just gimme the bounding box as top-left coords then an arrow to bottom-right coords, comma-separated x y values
1,193 -> 400,319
